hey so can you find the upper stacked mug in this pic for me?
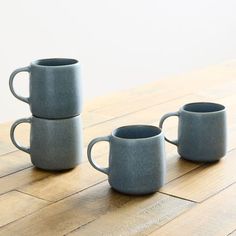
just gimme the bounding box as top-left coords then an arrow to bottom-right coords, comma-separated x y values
9,58 -> 82,119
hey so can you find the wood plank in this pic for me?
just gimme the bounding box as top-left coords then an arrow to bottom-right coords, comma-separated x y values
195,78 -> 236,99
85,94 -> 205,145
82,112 -> 113,128
0,151 -> 32,177
0,149 -> 106,197
17,156 -> 107,202
0,182 -> 193,236
0,191 -> 49,228
90,88 -> 191,118
0,167 -> 51,196
89,77 -> 236,118
17,150 -> 199,202
151,183 -> 236,236
67,192 -> 194,236
85,61 -> 236,112
0,182 -> 131,236
160,148 -> 236,202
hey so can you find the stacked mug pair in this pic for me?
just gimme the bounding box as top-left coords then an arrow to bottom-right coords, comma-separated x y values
9,58 -> 83,170
88,102 -> 227,195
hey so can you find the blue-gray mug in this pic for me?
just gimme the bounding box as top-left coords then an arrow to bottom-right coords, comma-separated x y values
159,102 -> 227,162
87,125 -> 166,195
9,58 -> 82,119
10,115 -> 83,170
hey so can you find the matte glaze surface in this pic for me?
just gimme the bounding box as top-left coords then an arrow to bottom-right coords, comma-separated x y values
87,125 -> 166,195
159,102 -> 227,162
10,115 -> 83,170
9,58 -> 82,119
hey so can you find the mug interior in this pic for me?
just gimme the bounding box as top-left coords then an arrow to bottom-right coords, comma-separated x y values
34,58 -> 78,67
113,125 -> 161,139
183,102 -> 225,113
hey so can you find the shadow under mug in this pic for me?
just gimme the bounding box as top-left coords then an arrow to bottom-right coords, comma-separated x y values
87,125 -> 166,195
159,102 -> 227,162
10,115 -> 83,170
9,58 -> 82,119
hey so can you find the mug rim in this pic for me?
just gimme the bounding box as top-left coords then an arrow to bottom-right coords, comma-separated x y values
180,102 -> 225,114
112,124 -> 163,140
31,58 -> 79,68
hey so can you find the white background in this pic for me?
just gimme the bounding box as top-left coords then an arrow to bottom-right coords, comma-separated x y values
0,0 -> 236,122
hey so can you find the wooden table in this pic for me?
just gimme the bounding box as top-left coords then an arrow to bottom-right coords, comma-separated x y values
1,61 -> 236,236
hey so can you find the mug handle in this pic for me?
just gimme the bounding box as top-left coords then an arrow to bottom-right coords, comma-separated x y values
10,117 -> 31,154
9,66 -> 31,104
87,136 -> 111,175
159,112 -> 179,146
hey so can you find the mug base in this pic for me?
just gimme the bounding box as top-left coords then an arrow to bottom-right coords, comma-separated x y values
33,164 -> 78,172
180,156 -> 223,163
110,186 -> 159,196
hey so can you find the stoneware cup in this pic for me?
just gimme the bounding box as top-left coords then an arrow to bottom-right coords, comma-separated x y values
9,58 -> 82,119
159,102 -> 227,162
87,125 -> 166,195
10,115 -> 83,170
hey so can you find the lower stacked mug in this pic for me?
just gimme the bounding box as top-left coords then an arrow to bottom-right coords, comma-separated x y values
10,115 -> 83,170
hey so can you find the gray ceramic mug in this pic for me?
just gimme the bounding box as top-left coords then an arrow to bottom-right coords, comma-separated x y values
10,115 -> 83,170
9,58 -> 82,119
159,102 -> 227,162
87,125 -> 166,195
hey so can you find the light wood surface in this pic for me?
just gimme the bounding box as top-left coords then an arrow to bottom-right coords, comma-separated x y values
150,183 -> 236,236
0,61 -> 236,235
0,191 -> 49,228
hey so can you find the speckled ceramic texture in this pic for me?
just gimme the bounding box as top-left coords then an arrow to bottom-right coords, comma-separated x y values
159,102 -> 227,162
87,125 -> 166,195
9,58 -> 82,119
10,115 -> 83,170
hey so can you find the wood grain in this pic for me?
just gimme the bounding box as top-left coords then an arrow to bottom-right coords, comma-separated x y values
0,182 -> 192,236
85,94 -> 205,145
18,156 -> 107,202
160,148 -> 236,202
0,167 -> 51,196
85,61 -> 236,112
151,183 -> 236,236
0,151 -> 32,177
0,182 -> 131,236
67,192 -> 193,236
17,150 -> 199,202
82,112 -> 113,128
0,191 -> 48,227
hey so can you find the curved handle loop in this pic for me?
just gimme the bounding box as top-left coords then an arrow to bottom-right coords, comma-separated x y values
10,117 -> 32,154
87,136 -> 111,175
159,112 -> 179,146
9,66 -> 30,104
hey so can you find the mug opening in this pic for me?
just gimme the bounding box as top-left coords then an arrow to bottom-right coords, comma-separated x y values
34,58 -> 78,67
183,102 -> 225,113
113,125 -> 161,139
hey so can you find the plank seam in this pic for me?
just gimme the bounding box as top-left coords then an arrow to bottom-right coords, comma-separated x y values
227,228 -> 236,236
0,165 -> 33,179
158,191 -> 197,203
15,189 -> 53,203
64,219 -> 96,236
